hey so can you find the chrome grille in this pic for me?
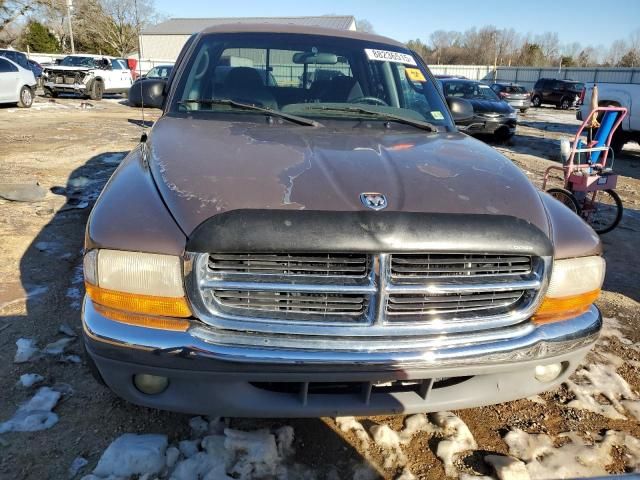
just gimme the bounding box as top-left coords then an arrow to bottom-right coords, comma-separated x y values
189,252 -> 545,333
391,254 -> 531,279
212,290 -> 368,319
208,253 -> 369,278
386,290 -> 524,318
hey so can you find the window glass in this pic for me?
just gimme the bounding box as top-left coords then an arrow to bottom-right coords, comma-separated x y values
111,59 -> 123,69
60,56 -> 97,68
172,32 -> 453,127
0,57 -> 17,73
442,81 -> 500,101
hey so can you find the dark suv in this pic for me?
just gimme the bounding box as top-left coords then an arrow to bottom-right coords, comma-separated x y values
532,78 -> 585,110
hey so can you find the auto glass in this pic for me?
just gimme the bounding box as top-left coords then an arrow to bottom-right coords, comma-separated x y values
61,56 -> 97,68
171,32 -> 453,127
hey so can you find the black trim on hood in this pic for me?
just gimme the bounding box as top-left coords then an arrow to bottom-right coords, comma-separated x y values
187,209 -> 552,256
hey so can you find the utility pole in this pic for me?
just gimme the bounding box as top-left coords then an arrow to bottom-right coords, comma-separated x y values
66,0 -> 75,54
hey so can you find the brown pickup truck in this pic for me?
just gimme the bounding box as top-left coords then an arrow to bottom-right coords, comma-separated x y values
82,24 -> 604,417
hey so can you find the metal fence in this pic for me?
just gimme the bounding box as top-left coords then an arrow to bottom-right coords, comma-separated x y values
428,65 -> 640,89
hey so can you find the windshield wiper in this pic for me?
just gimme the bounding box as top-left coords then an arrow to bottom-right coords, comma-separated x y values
177,98 -> 318,127
302,105 -> 436,132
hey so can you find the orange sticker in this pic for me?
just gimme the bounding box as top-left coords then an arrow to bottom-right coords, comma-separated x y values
405,68 -> 426,82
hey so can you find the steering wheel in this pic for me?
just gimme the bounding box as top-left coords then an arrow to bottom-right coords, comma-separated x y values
351,96 -> 389,106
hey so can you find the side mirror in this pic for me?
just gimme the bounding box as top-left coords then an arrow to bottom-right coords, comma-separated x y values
446,97 -> 474,123
129,78 -> 166,109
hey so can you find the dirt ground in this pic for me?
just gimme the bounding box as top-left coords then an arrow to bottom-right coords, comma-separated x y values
0,95 -> 639,480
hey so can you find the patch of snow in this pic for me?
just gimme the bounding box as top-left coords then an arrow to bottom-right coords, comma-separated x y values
35,241 -> 60,253
165,446 -> 180,469
504,428 -> 640,478
14,338 -> 39,363
17,373 -> 44,387
275,425 -> 295,458
59,323 -> 77,337
100,153 -> 125,165
224,428 -> 281,479
68,176 -> 93,188
69,456 -> 89,478
565,362 -> 638,420
0,386 -> 61,433
431,412 -> 478,478
526,395 -> 546,405
370,424 -> 406,469
178,439 -> 199,458
399,413 -> 437,442
484,454 -> 530,480
92,433 -> 168,478
207,416 -> 226,435
170,451 -> 229,480
43,336 -> 75,355
189,416 -> 209,437
335,416 -> 371,448
61,354 -> 82,364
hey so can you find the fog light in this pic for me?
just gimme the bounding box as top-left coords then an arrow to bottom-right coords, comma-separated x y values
133,374 -> 169,394
534,363 -> 563,383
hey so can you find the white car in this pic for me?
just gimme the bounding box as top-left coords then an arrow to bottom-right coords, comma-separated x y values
42,54 -> 133,100
0,56 -> 36,108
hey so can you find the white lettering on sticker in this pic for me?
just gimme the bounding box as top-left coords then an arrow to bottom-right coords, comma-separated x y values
365,49 -> 417,66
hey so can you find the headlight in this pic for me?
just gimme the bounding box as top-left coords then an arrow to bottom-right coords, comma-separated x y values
533,256 -> 604,324
83,249 -> 191,325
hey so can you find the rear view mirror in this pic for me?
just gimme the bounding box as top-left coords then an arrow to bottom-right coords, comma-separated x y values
292,52 -> 338,65
446,97 -> 474,123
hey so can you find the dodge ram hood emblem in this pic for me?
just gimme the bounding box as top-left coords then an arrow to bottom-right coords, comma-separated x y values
360,192 -> 387,211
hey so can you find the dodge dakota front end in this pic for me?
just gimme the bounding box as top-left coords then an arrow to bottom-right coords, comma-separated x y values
82,24 -> 604,417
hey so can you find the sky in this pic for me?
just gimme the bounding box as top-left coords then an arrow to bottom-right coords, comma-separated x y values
153,0 -> 640,48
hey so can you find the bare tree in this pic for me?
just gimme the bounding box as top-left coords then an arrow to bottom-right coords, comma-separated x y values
355,18 -> 374,33
91,0 -> 159,57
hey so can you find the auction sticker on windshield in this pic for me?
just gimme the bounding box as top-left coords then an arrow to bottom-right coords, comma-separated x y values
405,68 -> 426,82
365,49 -> 417,65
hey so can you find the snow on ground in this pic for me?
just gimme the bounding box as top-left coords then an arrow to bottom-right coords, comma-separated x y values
84,419 -> 298,480
17,373 -> 44,388
0,386 -> 61,433
13,337 -> 39,363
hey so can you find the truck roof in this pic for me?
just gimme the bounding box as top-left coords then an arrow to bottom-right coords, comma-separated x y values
199,23 -> 405,48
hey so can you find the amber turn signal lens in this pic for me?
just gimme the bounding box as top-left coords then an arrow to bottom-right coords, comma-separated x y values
532,289 -> 600,324
93,304 -> 190,332
86,283 -> 192,318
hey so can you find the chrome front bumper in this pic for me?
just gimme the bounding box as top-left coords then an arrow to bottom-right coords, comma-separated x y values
83,299 -> 601,416
83,298 -> 601,369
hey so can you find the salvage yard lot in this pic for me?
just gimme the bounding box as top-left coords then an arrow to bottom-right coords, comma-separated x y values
1,96 -> 639,479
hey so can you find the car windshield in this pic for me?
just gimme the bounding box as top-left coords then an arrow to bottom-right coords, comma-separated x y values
442,81 -> 500,101
147,65 -> 173,78
171,32 -> 453,128
60,56 -> 98,68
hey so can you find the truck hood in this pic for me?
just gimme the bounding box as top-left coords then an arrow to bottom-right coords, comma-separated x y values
148,115 -> 550,236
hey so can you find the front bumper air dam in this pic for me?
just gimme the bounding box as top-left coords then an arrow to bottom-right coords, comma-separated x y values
83,298 -> 601,417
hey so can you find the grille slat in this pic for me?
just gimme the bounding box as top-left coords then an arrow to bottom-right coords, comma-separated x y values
212,290 -> 368,317
209,253 -> 369,278
391,254 -> 532,279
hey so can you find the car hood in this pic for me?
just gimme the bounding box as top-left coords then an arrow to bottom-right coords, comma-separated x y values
466,99 -> 513,114
148,115 -> 549,236
44,66 -> 91,72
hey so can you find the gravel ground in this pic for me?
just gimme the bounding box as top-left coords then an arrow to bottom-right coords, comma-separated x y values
0,96 -> 639,480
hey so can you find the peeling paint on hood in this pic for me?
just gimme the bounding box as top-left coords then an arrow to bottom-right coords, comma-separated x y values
148,115 -> 549,236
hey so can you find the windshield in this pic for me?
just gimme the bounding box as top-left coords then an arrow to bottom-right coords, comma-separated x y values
60,56 -> 98,68
147,65 -> 173,78
442,81 -> 500,101
170,32 -> 453,128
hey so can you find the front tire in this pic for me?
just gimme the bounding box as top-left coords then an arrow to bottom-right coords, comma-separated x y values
531,95 -> 541,108
17,86 -> 33,108
610,130 -> 626,156
88,80 -> 104,100
585,189 -> 623,234
547,188 -> 581,215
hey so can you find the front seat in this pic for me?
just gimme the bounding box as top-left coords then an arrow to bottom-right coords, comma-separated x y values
318,75 -> 363,103
219,67 -> 278,109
